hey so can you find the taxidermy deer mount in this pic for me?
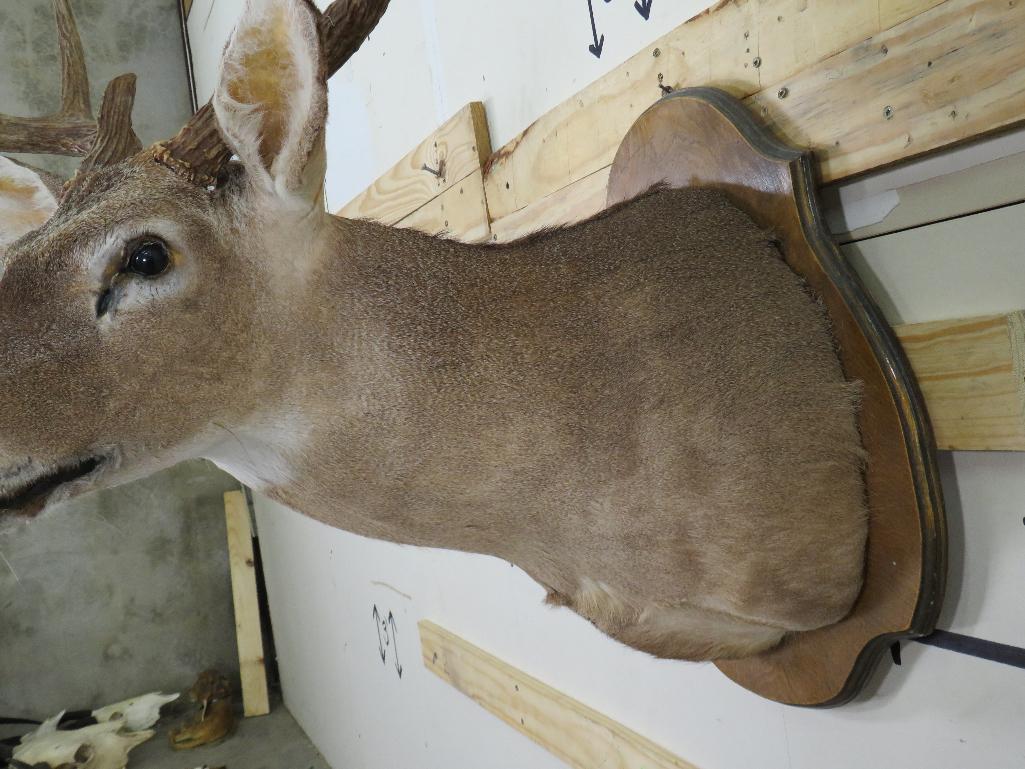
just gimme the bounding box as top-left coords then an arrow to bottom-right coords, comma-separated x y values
0,0 -> 870,664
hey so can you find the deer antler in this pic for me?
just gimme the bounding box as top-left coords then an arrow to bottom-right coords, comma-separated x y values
76,75 -> 143,175
153,0 -> 392,188
0,0 -> 140,170
0,0 -> 93,155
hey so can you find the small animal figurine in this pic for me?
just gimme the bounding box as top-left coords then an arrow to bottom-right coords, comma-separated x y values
168,671 -> 235,751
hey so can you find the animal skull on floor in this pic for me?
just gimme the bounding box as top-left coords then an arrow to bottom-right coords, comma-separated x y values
0,0 -> 867,660
91,692 -> 179,732
13,716 -> 152,769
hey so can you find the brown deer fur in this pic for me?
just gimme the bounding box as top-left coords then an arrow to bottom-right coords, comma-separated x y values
0,0 -> 867,660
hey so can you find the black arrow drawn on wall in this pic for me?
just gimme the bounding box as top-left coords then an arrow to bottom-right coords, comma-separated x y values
586,0 -> 605,58
373,604 -> 387,664
635,0 -> 653,20
388,611 -> 403,678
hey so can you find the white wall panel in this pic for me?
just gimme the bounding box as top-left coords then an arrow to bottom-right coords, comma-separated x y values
189,2 -> 1025,767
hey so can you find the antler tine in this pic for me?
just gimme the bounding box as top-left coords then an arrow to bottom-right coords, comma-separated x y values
74,74 -> 143,177
154,0 -> 392,187
321,0 -> 392,74
53,0 -> 91,118
0,0 -> 95,155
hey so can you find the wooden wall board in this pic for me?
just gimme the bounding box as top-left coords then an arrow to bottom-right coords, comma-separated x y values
481,0 -> 947,222
419,620 -> 699,769
395,168 -> 491,243
895,313 -> 1025,451
490,167 -> 611,243
338,102 -> 491,225
748,0 -> 1025,183
224,490 -> 271,718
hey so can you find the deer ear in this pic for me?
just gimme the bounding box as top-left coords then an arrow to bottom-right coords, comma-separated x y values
213,0 -> 327,206
0,156 -> 59,249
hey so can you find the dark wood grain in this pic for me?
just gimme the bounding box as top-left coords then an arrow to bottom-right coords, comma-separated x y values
607,88 -> 946,707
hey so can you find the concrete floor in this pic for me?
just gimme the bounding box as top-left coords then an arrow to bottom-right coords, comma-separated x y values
131,699 -> 331,769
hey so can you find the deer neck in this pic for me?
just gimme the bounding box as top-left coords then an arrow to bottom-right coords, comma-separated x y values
205,214 -> 506,555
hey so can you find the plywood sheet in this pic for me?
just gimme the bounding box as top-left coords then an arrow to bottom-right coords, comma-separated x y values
895,313 -> 1025,451
395,168 -> 491,243
340,102 -> 491,226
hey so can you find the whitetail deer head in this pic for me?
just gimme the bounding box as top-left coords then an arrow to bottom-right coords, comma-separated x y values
0,0 -> 388,517
1,0 -> 867,661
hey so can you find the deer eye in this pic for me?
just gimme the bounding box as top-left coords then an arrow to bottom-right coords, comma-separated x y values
126,239 -> 170,277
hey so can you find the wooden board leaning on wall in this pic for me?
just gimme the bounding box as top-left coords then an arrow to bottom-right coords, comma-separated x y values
420,621 -> 698,769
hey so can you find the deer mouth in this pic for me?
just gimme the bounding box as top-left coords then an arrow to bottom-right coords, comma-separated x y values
0,456 -> 106,517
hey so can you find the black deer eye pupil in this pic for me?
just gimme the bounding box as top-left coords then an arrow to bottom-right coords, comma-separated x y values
127,240 -> 169,277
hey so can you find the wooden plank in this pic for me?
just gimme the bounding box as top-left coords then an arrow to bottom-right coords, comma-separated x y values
419,621 -> 699,769
224,490 -> 270,718
339,102 -> 491,226
749,0 -> 1025,183
395,168 -> 491,243
482,5 -> 736,222
895,313 -> 1025,451
482,0 -> 948,221
490,167 -> 610,243
879,0 -> 947,28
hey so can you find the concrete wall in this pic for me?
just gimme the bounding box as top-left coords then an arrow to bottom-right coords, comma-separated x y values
0,0 -> 241,718
0,461 -> 241,716
0,0 -> 193,179
189,2 -> 1025,768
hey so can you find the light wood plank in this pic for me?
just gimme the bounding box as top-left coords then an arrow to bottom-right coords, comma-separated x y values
339,102 -> 491,225
419,621 -> 699,769
482,5 -> 734,222
895,313 -> 1025,451
224,490 -> 270,717
749,0 -> 1025,183
482,0 -> 949,222
490,167 -> 611,243
879,0 -> 946,29
395,168 -> 491,243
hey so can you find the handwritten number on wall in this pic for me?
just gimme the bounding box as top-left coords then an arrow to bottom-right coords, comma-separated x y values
587,0 -> 653,58
372,604 -> 403,678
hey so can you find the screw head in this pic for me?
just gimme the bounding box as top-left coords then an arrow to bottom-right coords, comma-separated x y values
777,86 -> 788,99
884,105 -> 894,119
652,47 -> 661,57
752,56 -> 762,68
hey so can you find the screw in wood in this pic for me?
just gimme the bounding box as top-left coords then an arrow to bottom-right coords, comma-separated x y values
884,105 -> 894,119
421,159 -> 446,179
752,56 -> 762,68
777,86 -> 788,99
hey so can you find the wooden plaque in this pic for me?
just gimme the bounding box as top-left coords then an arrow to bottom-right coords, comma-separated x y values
607,88 -> 947,707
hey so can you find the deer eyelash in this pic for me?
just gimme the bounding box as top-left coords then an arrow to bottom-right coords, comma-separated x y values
95,283 -> 116,319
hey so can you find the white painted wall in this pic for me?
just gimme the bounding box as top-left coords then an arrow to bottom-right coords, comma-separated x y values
188,2 -> 1025,767
187,0 -> 716,208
